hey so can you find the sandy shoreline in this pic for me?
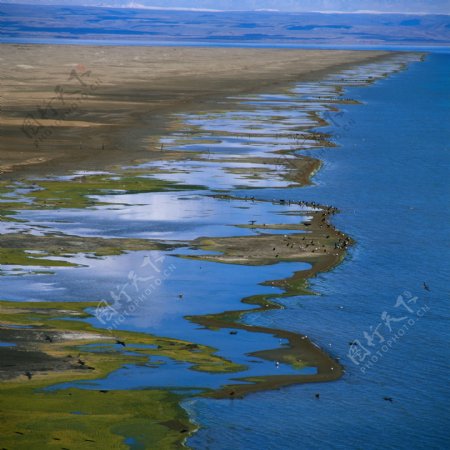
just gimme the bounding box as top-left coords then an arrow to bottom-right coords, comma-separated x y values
0,45 -> 389,177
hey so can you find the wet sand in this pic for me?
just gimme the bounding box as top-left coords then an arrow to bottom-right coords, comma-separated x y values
0,45 -> 389,177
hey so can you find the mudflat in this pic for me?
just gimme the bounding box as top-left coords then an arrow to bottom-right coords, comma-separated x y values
0,45 -> 388,176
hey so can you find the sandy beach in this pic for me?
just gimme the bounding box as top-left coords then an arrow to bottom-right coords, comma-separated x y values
0,45 -> 388,176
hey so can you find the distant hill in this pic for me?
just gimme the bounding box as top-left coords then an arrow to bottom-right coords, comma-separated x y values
0,3 -> 449,47
0,0 -> 449,14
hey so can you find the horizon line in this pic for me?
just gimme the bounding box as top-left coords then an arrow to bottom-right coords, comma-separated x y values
3,3 -> 450,16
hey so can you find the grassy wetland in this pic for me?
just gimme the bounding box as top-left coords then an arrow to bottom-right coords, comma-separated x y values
0,45 -> 422,448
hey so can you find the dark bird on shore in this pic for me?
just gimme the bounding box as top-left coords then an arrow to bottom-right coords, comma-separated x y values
315,393 -> 320,399
249,220 -> 256,225
77,358 -> 85,366
115,339 -> 126,347
44,335 -> 53,343
14,431 -> 24,435
423,282 -> 430,291
99,390 -> 109,393
383,397 -> 393,402
24,371 -> 32,380
229,391 -> 235,397
180,429 -> 189,434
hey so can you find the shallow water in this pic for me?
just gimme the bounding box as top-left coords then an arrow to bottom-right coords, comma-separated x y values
2,52 -> 448,448
186,53 -> 450,450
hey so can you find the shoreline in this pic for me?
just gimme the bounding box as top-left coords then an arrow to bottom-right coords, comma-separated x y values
0,48 -> 423,447
188,198 -> 349,399
0,45 -> 391,178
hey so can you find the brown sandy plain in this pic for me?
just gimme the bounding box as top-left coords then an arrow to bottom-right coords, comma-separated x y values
0,45 -> 388,177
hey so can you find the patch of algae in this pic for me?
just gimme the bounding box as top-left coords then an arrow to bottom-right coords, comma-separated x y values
0,247 -> 77,268
0,208 -> 25,222
0,180 -> 15,195
0,173 -> 203,224
21,174 -> 204,209
0,233 -> 179,269
0,300 -> 245,448
0,180 -> 27,222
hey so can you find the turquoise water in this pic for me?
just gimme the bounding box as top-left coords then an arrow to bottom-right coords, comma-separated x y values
185,54 -> 450,449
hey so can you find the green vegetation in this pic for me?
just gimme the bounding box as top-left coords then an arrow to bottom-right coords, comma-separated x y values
0,386 -> 195,449
0,247 -> 77,268
0,233 -> 177,270
0,299 -> 245,448
0,300 -> 245,374
24,174 -> 204,209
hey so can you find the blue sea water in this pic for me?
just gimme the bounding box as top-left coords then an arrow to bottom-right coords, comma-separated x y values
185,54 -> 450,449
1,14 -> 449,447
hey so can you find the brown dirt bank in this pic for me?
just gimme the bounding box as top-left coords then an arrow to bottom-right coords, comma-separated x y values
0,45 -> 389,177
